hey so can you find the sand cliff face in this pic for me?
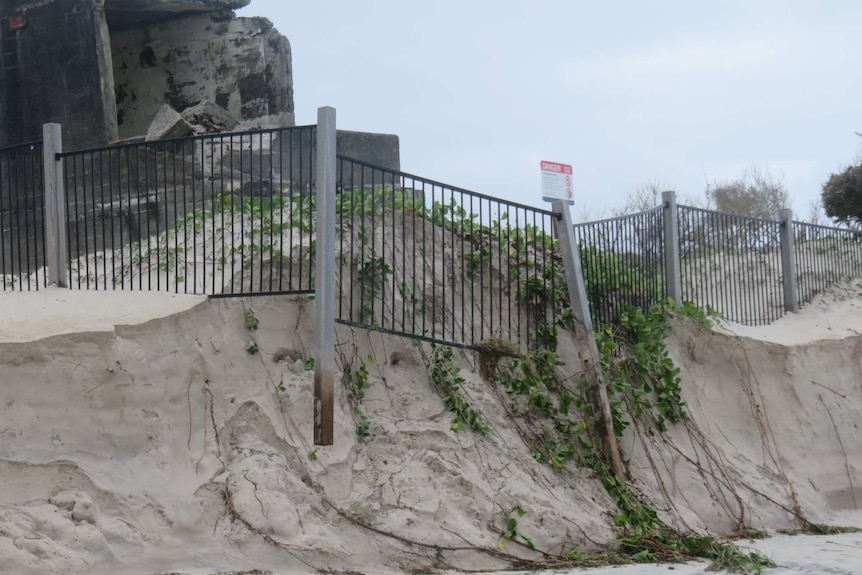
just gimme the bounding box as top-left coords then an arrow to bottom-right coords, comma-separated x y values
0,287 -> 859,574
629,317 -> 861,535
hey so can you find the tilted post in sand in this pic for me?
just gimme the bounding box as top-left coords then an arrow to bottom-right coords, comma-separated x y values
553,200 -> 625,481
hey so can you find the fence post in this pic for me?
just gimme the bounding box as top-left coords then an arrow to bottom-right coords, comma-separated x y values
553,200 -> 624,482
313,106 -> 337,446
42,123 -> 67,288
662,190 -> 681,302
779,208 -> 799,313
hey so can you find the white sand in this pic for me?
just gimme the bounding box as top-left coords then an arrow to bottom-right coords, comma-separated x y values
714,279 -> 862,345
0,279 -> 859,574
0,287 -> 205,343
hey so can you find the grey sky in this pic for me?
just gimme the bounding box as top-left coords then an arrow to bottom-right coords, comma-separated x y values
238,0 -> 861,220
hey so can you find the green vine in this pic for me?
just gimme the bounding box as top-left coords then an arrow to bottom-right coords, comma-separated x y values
595,300 -> 711,435
427,344 -> 491,435
342,355 -> 372,437
477,304 -> 773,573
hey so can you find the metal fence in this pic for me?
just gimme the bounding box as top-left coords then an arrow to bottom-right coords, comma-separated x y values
335,155 -> 564,350
5,120 -> 862,341
677,205 -> 784,325
0,141 -> 46,291
793,221 -> 862,307
572,207 -> 666,327
57,125 -> 317,295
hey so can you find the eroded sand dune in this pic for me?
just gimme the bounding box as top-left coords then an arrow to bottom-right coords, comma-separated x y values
0,282 -> 859,574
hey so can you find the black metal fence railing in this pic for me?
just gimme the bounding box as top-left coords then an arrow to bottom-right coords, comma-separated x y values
6,121 -> 862,341
57,125 -> 317,295
335,155 -> 564,351
572,207 -> 666,328
678,205 -> 783,325
0,141 -> 46,291
793,221 -> 862,306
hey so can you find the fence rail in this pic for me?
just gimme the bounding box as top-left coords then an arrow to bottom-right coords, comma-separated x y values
572,207 -> 666,327
4,121 -> 862,343
56,125 -> 318,295
793,221 -> 862,307
677,205 -> 784,325
0,141 -> 46,291
335,155 -> 563,350
573,201 -> 862,329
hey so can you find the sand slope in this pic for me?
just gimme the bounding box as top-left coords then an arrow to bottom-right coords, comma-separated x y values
0,283 -> 860,574
616,282 -> 862,539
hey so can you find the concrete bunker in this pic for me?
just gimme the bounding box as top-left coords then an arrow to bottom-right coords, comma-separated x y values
0,0 -> 294,149
105,0 -> 294,140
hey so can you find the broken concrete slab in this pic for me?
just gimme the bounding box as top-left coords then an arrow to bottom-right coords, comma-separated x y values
145,104 -> 195,141
182,100 -> 239,134
113,15 -> 293,139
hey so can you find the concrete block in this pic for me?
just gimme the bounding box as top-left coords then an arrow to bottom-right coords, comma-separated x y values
181,100 -> 239,134
145,104 -> 195,141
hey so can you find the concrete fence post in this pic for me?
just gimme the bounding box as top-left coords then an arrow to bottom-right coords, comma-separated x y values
313,106 -> 337,446
779,208 -> 799,313
42,123 -> 67,288
662,190 -> 681,303
553,201 -> 624,482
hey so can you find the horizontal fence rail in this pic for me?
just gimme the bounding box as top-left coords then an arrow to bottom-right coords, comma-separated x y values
0,141 -> 46,291
335,155 -> 564,351
57,126 -> 318,296
678,205 -> 784,325
793,221 -> 862,307
573,208 -> 667,329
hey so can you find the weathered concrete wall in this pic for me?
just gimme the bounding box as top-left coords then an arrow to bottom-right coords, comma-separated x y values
111,13 -> 294,139
222,129 -> 402,193
0,0 -> 118,149
105,0 -> 250,30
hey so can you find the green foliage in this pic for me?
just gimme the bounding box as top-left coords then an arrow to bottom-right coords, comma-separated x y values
307,448 -> 318,461
821,162 -> 862,227
356,256 -> 392,324
477,302 -> 772,573
498,507 -> 536,550
578,243 -> 664,326
244,308 -> 259,331
121,190 -> 312,286
343,355 -> 372,437
596,302 -> 689,435
427,344 -> 491,435
337,186 -> 423,221
601,465 -> 773,573
674,299 -> 716,327
487,345 -> 597,472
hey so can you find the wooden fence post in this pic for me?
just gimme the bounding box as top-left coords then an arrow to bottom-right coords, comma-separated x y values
553,200 -> 624,481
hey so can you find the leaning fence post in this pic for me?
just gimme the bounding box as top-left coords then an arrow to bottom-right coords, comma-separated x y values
42,123 -> 67,288
662,190 -> 681,302
313,106 -> 337,446
553,200 -> 624,482
779,208 -> 799,313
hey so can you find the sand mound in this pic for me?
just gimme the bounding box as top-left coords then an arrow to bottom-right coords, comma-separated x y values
0,281 -> 859,574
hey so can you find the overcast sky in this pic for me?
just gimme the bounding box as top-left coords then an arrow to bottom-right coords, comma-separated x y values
238,1 -> 861,220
